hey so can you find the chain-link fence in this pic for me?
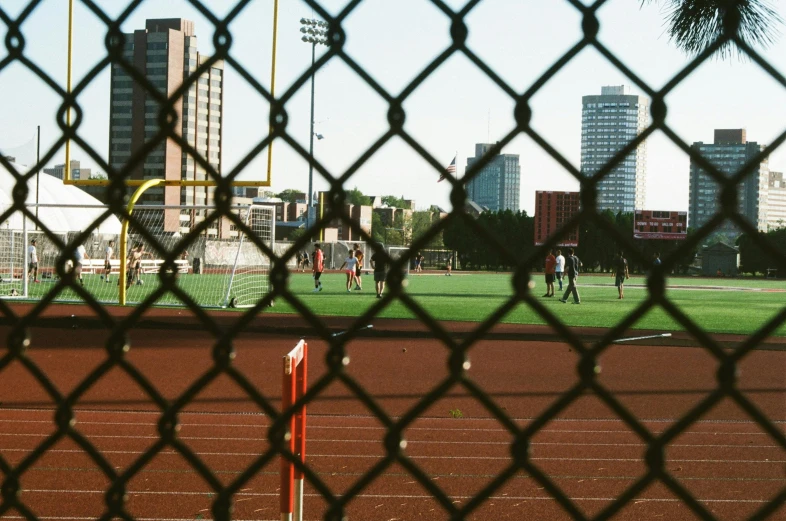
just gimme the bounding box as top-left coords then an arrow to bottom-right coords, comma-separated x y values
1,1 -> 785,520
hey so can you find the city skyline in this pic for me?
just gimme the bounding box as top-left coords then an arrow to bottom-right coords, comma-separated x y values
2,1 -> 786,216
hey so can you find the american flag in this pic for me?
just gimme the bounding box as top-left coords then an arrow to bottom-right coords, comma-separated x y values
438,155 -> 456,182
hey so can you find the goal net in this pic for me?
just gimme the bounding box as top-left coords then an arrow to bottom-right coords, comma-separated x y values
0,227 -> 26,293
125,204 -> 275,308
0,204 -> 276,308
220,205 -> 276,307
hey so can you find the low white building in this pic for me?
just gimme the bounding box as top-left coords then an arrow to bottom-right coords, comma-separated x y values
1,158 -> 121,234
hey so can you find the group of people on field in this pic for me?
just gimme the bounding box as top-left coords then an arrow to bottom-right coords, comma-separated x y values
543,249 -> 662,303
310,243 -> 391,298
26,238 -> 153,290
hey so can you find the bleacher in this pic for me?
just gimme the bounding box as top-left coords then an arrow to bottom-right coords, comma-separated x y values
77,259 -> 191,275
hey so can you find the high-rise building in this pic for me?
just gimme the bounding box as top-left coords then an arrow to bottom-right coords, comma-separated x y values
108,19 -> 224,231
767,171 -> 786,230
581,85 -> 648,214
688,129 -> 769,235
465,143 -> 520,212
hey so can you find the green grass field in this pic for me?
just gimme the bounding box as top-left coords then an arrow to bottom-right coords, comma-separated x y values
6,270 -> 785,336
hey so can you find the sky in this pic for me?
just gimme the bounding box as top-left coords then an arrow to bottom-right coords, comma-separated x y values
1,0 -> 786,215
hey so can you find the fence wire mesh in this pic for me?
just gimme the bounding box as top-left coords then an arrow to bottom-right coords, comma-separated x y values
1,0 -> 785,520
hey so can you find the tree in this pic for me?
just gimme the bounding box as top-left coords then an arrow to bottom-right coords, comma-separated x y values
737,228 -> 786,276
88,172 -> 107,180
277,189 -> 303,203
443,210 -> 534,271
288,228 -> 306,242
381,195 -> 407,209
411,211 -> 444,249
371,212 -> 385,244
347,187 -> 371,206
643,0 -> 782,59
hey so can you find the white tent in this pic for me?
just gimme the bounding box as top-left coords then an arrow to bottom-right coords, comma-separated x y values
0,159 -> 122,234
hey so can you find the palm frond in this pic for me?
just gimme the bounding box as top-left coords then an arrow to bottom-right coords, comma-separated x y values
641,0 -> 783,58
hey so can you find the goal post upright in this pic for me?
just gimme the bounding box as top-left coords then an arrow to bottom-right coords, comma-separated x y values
281,339 -> 307,521
22,213 -> 28,297
120,179 -> 164,305
221,205 -> 252,307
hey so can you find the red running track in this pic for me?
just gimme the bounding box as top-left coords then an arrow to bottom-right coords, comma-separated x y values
0,304 -> 784,520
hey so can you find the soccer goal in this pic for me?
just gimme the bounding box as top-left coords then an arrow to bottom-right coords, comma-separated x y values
221,204 -> 276,307
0,227 -> 25,295
0,205 -> 108,300
125,204 -> 276,308
0,204 -> 275,308
386,246 -> 412,276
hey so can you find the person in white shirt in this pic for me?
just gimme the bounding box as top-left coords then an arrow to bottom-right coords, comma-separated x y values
27,239 -> 40,283
555,249 -> 565,292
102,241 -> 115,283
338,250 -> 359,293
74,244 -> 89,286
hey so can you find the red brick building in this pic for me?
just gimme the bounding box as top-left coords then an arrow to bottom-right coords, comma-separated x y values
534,191 -> 580,246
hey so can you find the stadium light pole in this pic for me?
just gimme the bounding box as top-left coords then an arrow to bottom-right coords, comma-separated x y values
300,19 -> 328,232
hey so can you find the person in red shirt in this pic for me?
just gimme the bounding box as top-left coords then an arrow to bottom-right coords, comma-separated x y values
544,249 -> 557,297
312,243 -> 324,292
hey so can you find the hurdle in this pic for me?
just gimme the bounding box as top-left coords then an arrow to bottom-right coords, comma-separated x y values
281,339 -> 308,521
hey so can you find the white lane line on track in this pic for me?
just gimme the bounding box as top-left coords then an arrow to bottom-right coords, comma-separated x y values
0,432 -> 780,449
1,420 -> 779,437
13,489 -> 777,504
2,408 -> 783,425
1,447 -> 782,463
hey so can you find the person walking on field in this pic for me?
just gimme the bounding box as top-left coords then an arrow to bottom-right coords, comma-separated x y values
102,240 -> 115,283
543,249 -> 557,297
312,244 -> 324,292
555,249 -> 565,291
559,248 -> 581,304
613,250 -> 630,299
414,252 -> 424,273
353,244 -> 364,291
74,243 -> 89,286
370,245 -> 389,298
339,250 -> 360,293
27,239 -> 40,283
302,250 -> 310,272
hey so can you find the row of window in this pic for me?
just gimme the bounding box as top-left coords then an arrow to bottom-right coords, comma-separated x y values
584,103 -> 638,109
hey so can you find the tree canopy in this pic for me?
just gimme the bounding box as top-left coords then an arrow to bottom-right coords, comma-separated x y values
381,195 -> 407,208
277,189 -> 303,203
347,187 -> 371,206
